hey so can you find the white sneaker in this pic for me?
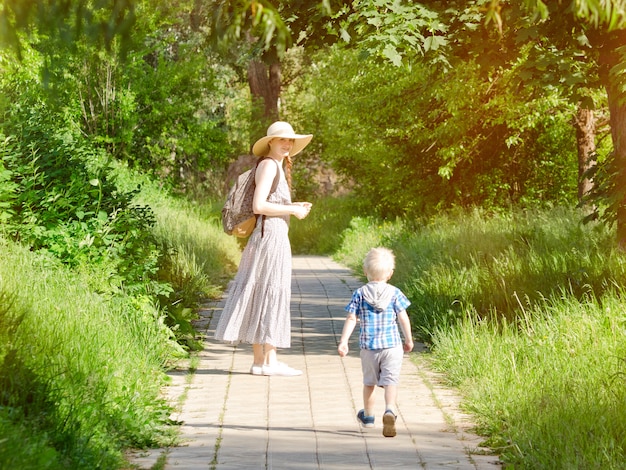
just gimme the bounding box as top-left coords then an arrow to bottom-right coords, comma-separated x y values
250,364 -> 263,375
262,362 -> 302,377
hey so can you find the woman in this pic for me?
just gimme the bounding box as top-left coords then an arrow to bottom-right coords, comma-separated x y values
214,121 -> 313,376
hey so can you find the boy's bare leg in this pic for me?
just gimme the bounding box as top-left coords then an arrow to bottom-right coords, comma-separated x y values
363,385 -> 376,416
384,384 -> 398,414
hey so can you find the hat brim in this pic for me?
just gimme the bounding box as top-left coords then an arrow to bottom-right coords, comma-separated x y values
252,134 -> 313,157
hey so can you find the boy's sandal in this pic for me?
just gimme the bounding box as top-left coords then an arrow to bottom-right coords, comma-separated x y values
357,409 -> 375,428
382,409 -> 397,437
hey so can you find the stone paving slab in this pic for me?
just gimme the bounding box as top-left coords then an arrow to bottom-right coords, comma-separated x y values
129,256 -> 501,469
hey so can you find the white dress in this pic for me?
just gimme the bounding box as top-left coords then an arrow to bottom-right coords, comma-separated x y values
214,174 -> 292,347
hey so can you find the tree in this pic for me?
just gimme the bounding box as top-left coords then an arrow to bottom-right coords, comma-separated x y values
207,0 -> 352,137
485,1 -> 626,244
1,0 -> 236,192
0,0 -> 136,57
209,1 -> 285,125
297,40 -> 578,216
337,0 -> 626,243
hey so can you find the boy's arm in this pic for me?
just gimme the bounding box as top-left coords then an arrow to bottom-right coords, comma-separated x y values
337,314 -> 357,357
397,310 -> 414,352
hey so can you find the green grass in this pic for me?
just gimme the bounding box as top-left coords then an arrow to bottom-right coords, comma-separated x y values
0,166 -> 242,468
332,204 -> 626,468
127,168 -> 242,350
145,192 -> 241,297
115,162 -> 241,304
0,240 -> 180,468
289,195 -> 367,255
428,294 -> 626,468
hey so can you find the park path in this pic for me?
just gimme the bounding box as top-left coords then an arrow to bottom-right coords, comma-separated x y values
131,256 -> 500,469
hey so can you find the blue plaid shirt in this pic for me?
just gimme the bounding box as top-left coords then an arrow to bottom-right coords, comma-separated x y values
345,283 -> 411,350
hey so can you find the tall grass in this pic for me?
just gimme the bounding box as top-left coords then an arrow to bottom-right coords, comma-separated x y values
336,207 -> 626,338
148,195 -> 241,349
0,164 -> 243,468
289,195 -> 367,255
115,163 -> 242,304
0,239 -> 180,468
145,191 -> 241,298
333,205 -> 626,468
429,294 -> 626,468
114,165 -> 242,349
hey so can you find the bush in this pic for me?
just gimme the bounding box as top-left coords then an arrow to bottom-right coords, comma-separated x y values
0,110 -> 164,291
0,240 -> 181,468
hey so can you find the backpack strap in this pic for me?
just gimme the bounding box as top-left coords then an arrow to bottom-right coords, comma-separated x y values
259,158 -> 281,238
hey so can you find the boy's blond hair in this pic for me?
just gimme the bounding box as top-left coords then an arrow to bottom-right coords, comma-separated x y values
363,247 -> 395,281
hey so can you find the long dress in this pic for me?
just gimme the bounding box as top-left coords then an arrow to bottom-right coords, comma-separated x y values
214,172 -> 293,348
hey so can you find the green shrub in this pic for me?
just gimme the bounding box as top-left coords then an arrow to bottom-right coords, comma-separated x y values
0,240 -> 180,468
0,117 -> 164,291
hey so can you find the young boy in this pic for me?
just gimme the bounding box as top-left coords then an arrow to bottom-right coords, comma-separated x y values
338,247 -> 414,437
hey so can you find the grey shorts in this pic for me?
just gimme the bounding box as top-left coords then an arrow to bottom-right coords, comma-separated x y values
360,346 -> 404,387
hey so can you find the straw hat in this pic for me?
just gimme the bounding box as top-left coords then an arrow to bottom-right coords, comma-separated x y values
252,121 -> 313,157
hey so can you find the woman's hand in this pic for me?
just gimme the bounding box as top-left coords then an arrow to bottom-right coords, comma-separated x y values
291,202 -> 312,219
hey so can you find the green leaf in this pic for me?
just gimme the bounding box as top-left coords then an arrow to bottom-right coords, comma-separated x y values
423,35 -> 446,52
535,0 -> 549,20
382,44 -> 403,66
340,27 -> 351,43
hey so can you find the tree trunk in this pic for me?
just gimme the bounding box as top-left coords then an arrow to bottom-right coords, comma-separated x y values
608,95 -> 626,249
596,30 -> 626,248
247,58 -> 281,123
573,105 -> 596,207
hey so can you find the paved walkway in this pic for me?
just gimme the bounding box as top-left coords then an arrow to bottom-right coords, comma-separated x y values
131,256 -> 500,469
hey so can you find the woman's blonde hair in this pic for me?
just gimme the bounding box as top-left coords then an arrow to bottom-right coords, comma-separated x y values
363,247 -> 395,281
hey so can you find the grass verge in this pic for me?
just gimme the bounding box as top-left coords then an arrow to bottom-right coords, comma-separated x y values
333,204 -> 626,468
